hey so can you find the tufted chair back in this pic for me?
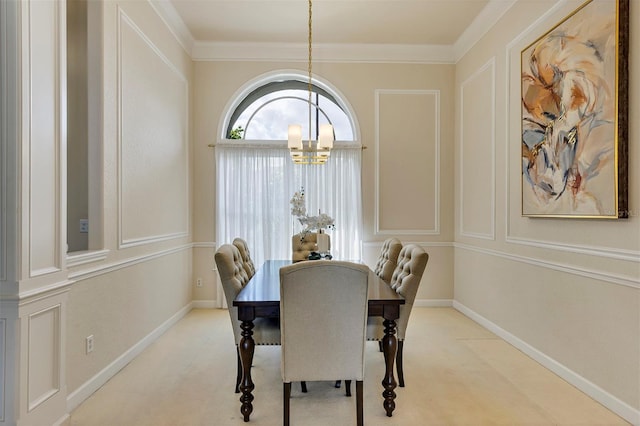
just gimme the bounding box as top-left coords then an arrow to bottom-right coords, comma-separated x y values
292,233 -> 318,262
214,244 -> 280,344
233,237 -> 256,278
388,244 -> 429,339
367,244 -> 428,341
373,238 -> 402,283
214,244 -> 250,343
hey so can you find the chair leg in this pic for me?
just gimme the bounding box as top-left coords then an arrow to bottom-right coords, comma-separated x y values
356,381 -> 364,426
396,340 -> 405,387
345,380 -> 352,397
334,380 -> 341,388
235,346 -> 241,393
301,381 -> 307,393
283,382 -> 291,426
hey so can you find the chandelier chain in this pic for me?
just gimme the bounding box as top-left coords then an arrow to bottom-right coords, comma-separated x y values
307,0 -> 313,146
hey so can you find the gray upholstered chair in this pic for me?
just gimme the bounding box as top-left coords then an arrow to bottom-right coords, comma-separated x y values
367,244 -> 428,387
373,237 -> 402,283
279,261 -> 369,426
291,232 -> 318,262
214,244 -> 280,393
232,237 -> 256,278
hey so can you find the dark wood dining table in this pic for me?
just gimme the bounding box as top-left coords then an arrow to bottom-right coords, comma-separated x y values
233,259 -> 405,422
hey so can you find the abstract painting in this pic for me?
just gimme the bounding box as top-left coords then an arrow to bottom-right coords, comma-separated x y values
521,0 -> 628,218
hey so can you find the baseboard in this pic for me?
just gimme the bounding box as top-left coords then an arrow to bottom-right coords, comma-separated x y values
191,299 -> 217,309
52,413 -> 69,426
66,303 -> 193,413
452,301 -> 640,426
414,298 -> 453,307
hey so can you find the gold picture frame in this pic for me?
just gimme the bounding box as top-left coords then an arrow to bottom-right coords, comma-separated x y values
520,0 -> 628,218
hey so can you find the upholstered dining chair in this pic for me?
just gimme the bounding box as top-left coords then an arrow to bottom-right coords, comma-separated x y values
373,237 -> 403,283
214,244 -> 280,393
367,244 -> 428,387
232,237 -> 256,278
279,261 -> 369,426
291,232 -> 318,262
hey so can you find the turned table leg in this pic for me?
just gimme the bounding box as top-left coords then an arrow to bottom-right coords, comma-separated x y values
238,319 -> 255,422
381,318 -> 398,417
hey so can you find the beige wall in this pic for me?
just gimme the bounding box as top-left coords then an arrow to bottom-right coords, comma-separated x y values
454,0 -> 639,417
64,0 -> 194,406
1,0 -> 194,424
4,0 -> 637,424
192,61 -> 456,304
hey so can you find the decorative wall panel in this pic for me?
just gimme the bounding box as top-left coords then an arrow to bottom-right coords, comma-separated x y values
0,318 -> 5,421
117,10 -> 189,247
375,89 -> 440,235
27,305 -> 60,411
27,0 -> 63,275
459,59 -> 495,240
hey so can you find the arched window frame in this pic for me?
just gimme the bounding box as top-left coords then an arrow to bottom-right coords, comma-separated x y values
218,70 -> 360,144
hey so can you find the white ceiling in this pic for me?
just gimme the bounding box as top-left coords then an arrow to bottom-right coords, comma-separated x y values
155,0 -> 517,62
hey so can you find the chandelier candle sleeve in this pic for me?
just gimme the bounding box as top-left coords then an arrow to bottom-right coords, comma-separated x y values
288,125 -> 303,149
318,124 -> 334,150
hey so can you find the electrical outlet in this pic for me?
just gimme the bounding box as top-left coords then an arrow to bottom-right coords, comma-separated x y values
86,335 -> 94,354
79,219 -> 89,233
196,278 -> 203,287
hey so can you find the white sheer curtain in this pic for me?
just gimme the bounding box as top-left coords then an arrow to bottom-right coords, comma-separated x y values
216,141 -> 362,273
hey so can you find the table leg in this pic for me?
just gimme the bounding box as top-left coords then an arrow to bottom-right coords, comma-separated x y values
238,319 -> 255,422
381,318 -> 398,417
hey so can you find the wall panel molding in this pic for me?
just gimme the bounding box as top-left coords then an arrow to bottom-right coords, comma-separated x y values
0,0 -> 18,284
459,57 -> 496,240
505,236 -> 640,263
65,249 -> 110,268
67,243 -> 192,282
18,281 -> 72,306
0,301 -> 18,425
0,318 -> 5,421
27,304 -> 61,411
25,0 -> 65,277
116,7 -> 189,249
374,89 -> 440,236
120,232 -> 189,249
455,243 -> 639,290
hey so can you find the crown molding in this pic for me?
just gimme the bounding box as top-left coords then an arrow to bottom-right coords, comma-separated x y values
148,0 -> 195,54
152,0 -> 514,64
192,41 -> 456,64
453,0 -> 518,62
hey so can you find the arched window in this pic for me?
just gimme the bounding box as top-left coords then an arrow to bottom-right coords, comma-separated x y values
216,71 -> 362,290
225,80 -> 354,141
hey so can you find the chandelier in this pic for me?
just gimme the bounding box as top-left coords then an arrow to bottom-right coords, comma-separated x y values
287,0 -> 334,165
